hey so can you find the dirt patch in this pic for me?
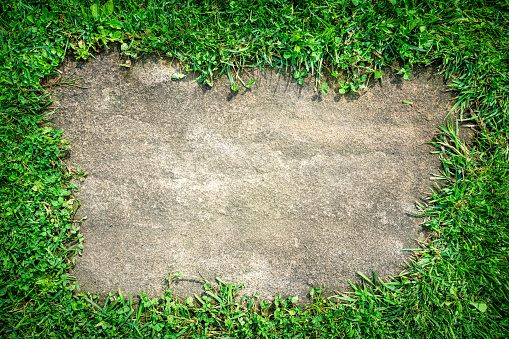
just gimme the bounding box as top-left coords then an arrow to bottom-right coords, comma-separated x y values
51,46 -> 456,301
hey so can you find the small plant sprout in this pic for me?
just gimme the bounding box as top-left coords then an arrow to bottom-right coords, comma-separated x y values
398,66 -> 411,80
321,82 -> 328,94
120,59 -> 131,68
171,72 -> 186,80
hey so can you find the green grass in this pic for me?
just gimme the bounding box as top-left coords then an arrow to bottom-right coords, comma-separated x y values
1,0 -> 508,337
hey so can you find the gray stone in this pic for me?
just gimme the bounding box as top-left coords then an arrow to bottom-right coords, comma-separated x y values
50,47 -> 456,301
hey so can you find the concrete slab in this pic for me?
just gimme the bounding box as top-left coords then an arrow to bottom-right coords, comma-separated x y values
51,47 -> 454,301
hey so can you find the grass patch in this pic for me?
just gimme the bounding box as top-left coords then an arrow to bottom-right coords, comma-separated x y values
1,0 -> 508,337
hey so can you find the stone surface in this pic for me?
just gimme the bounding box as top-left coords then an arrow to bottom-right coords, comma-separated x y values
51,47 -> 454,301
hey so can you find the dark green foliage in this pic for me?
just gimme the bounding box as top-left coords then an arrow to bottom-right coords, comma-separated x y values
0,0 -> 508,337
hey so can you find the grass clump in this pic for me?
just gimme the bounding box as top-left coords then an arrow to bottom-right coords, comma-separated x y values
0,0 -> 508,337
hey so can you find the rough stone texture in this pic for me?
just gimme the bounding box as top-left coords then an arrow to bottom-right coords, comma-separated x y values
50,47 -> 455,301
